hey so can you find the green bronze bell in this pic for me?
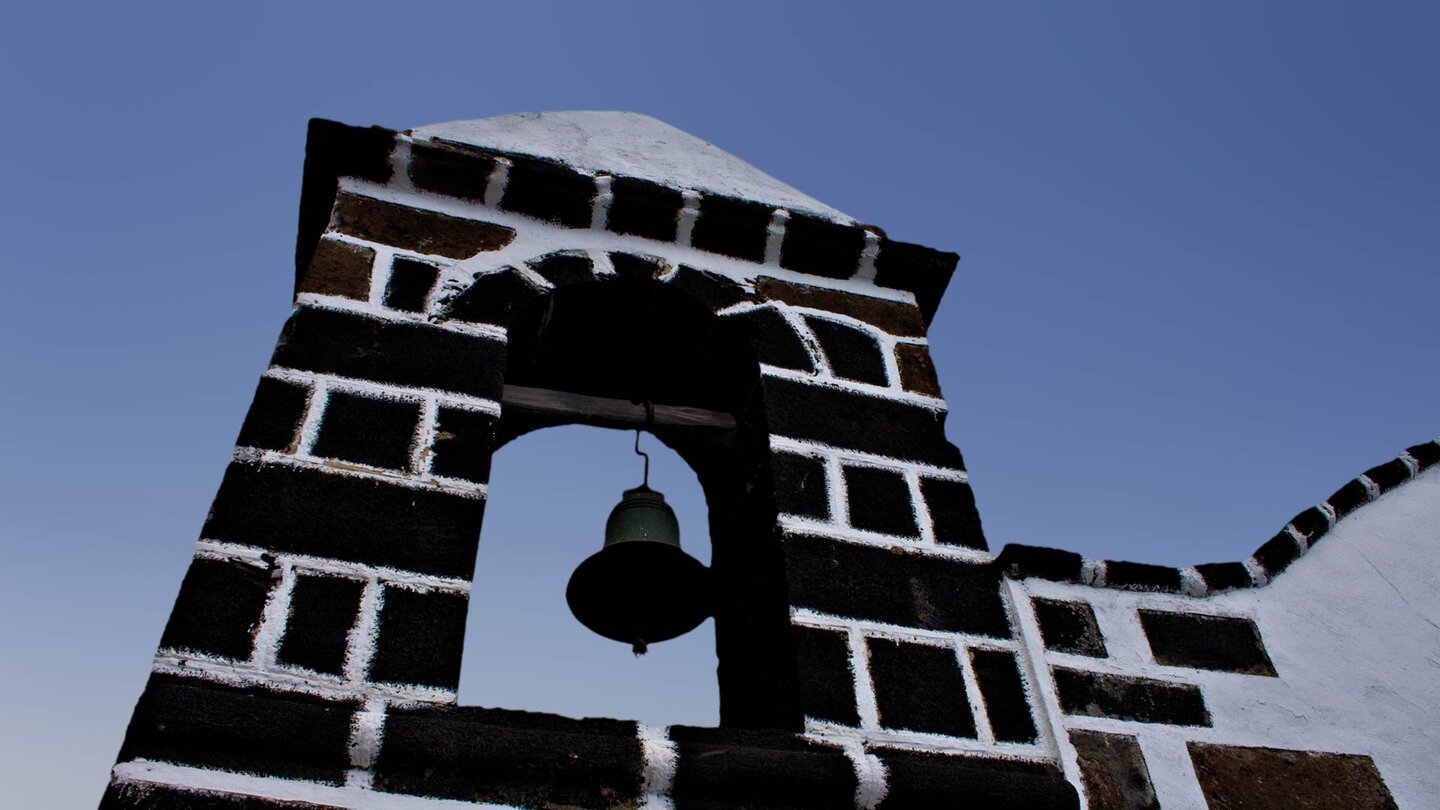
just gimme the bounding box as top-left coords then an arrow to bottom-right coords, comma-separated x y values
566,438 -> 712,654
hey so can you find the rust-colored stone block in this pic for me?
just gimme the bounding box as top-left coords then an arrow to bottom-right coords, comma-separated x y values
332,192 -> 515,259
298,237 -> 374,300
1188,742 -> 1397,810
1069,730 -> 1158,810
755,276 -> 927,337
896,343 -> 942,397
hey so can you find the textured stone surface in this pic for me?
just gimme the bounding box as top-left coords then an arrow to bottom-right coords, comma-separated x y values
606,175 -> 682,241
204,462 -> 485,579
691,193 -> 771,262
1053,668 -> 1211,726
235,377 -> 308,453
443,267 -> 544,327
369,586 -> 469,688
666,264 -> 750,311
728,306 -> 814,373
755,276 -> 926,337
868,638 -> 976,736
310,390 -> 420,472
277,573 -> 364,676
1139,610 -> 1277,675
383,257 -> 439,313
779,213 -> 864,279
969,648 -> 1037,742
771,452 -> 829,520
1189,742 -> 1398,810
895,343 -> 941,396
784,533 -> 1011,636
1195,561 -> 1253,592
805,316 -> 887,385
791,625 -> 858,726
763,377 -> 964,468
101,783 -> 344,810
921,476 -> 987,550
118,676 -> 355,784
1032,598 -> 1107,657
499,153 -> 596,228
376,706 -> 642,807
297,237 -> 374,300
527,250 -> 594,287
842,465 -> 917,536
1069,730 -> 1159,810
159,559 -> 274,660
1104,560 -> 1183,592
996,544 -> 1083,583
273,306 -> 506,399
670,726 -> 856,810
407,141 -> 495,202
332,192 -> 515,259
876,749 -> 1079,809
429,406 -> 496,484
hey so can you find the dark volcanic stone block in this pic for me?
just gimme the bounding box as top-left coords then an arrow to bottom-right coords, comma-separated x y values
771,451 -> 829,520
1327,478 -> 1371,520
873,239 -> 959,325
1188,742 -> 1397,810
375,705 -> 642,808
609,250 -> 667,280
1053,668 -> 1211,726
1104,561 -> 1183,592
1407,440 -> 1440,470
368,586 -> 469,689
805,316 -> 888,385
667,264 -> 749,311
526,250 -> 595,287
296,120 -> 395,292
408,141 -> 495,202
311,390 -> 420,472
876,749 -> 1079,809
792,626 -> 858,726
159,559 -> 275,660
1139,610 -> 1277,676
499,154 -> 595,228
607,176 -> 682,241
298,237 -> 374,300
755,276 -> 927,337
117,675 -> 355,784
332,192 -> 515,259
1252,531 -> 1302,577
236,376 -> 308,452
763,376 -> 964,468
1194,561 -> 1253,593
204,461 -> 485,579
779,213 -> 865,280
729,306 -> 815,372
429,406 -> 496,484
1364,458 -> 1412,494
996,544 -> 1084,583
895,343 -> 942,396
868,638 -> 976,737
443,267 -> 544,327
691,194 -> 772,262
1031,598 -> 1106,658
101,783 -> 345,809
1290,506 -> 1331,544
785,533 -> 1010,636
1068,730 -> 1160,810
842,465 -> 917,536
669,726 -> 857,810
969,649 -> 1037,742
383,257 -> 440,313
921,477 -> 987,550
272,305 -> 506,399
277,573 -> 365,676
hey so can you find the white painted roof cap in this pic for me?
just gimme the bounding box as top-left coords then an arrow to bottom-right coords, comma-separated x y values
411,111 -> 854,223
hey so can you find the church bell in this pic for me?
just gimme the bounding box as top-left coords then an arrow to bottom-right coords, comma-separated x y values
566,434 -> 711,654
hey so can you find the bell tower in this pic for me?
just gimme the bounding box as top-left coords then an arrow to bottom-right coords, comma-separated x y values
102,112 -> 1081,808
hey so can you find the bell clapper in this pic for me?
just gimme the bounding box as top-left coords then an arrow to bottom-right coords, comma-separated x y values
632,637 -> 648,656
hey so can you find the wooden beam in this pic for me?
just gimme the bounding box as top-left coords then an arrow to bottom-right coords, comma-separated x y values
500,385 -> 737,432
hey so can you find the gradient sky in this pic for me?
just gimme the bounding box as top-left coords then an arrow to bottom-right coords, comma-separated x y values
2,2 -> 1436,806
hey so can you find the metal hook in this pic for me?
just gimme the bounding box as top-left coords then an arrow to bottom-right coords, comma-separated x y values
633,401 -> 656,488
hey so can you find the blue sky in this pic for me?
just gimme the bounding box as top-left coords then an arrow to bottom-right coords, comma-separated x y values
1,2 -> 1436,805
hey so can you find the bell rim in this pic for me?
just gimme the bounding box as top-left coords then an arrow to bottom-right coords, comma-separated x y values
565,542 -> 712,646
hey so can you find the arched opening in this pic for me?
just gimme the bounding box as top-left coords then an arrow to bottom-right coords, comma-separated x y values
458,425 -> 718,726
458,276 -> 800,729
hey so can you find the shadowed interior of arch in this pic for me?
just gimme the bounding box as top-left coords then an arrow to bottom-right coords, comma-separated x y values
456,277 -> 803,730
